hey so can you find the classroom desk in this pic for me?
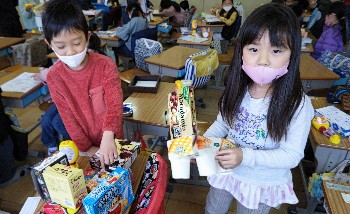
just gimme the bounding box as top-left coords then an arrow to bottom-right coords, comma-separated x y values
197,20 -> 224,33
323,181 -> 350,214
300,54 -> 340,92
123,82 -> 173,141
0,37 -> 26,59
145,46 -> 201,78
310,97 -> 350,173
99,33 -> 120,48
0,37 -> 26,50
148,16 -> 169,28
177,32 -> 213,50
0,66 -> 47,108
34,155 -> 149,213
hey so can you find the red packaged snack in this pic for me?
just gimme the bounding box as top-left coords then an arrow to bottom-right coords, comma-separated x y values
42,201 -> 67,214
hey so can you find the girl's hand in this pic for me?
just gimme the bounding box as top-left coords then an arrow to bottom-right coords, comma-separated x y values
215,148 -> 243,170
99,131 -> 118,170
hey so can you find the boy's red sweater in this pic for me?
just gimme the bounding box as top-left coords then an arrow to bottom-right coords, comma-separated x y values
47,52 -> 123,152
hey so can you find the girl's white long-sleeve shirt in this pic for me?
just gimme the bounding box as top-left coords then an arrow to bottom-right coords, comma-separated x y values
204,90 -> 314,209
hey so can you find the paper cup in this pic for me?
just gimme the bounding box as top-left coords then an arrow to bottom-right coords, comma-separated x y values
196,148 -> 217,176
196,153 -> 217,176
169,157 -> 191,179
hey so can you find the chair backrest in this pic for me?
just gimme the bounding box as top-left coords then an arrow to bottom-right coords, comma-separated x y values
130,28 -> 158,58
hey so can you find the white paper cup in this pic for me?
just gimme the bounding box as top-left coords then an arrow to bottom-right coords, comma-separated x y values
196,148 -> 217,176
196,153 -> 217,176
169,157 -> 191,179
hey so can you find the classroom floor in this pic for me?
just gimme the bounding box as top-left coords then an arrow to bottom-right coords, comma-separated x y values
0,44 -> 309,213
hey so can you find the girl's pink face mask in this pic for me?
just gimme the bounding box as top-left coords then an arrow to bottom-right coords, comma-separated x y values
242,62 -> 289,86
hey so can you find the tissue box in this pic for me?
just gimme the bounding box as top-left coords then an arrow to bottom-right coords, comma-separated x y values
316,106 -> 350,137
31,152 -> 69,202
89,139 -> 139,172
83,167 -> 134,214
43,164 -> 88,210
158,23 -> 172,33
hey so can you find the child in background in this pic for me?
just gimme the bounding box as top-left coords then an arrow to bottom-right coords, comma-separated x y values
113,2 -> 147,59
312,1 -> 346,59
42,0 -> 123,167
306,0 -> 331,39
18,0 -> 41,31
204,3 -> 314,213
210,0 -> 238,41
159,1 -> 185,27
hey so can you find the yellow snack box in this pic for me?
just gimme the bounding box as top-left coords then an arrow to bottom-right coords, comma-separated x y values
43,164 -> 87,210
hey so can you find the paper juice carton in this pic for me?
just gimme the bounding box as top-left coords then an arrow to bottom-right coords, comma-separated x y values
43,164 -> 88,210
31,151 -> 69,202
83,167 -> 134,214
89,139 -> 139,172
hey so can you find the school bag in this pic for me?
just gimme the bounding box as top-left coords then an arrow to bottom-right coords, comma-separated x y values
134,38 -> 163,71
184,48 -> 219,88
129,130 -> 168,214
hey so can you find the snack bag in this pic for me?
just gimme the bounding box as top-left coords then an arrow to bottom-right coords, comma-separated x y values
168,135 -> 194,157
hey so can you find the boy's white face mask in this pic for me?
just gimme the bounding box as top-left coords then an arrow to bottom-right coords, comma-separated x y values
223,6 -> 233,12
52,47 -> 88,68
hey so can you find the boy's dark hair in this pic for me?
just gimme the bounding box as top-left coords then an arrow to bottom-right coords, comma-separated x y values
161,1 -> 181,12
42,0 -> 89,44
327,1 -> 347,44
160,0 -> 171,12
220,3 -> 303,142
126,2 -> 144,18
271,0 -> 284,3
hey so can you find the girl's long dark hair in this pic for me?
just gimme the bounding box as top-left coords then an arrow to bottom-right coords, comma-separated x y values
327,1 -> 347,44
219,3 -> 303,142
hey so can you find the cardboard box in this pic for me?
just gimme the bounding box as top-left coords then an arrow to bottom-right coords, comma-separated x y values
43,164 -> 87,210
31,151 -> 69,202
168,80 -> 197,139
83,167 -> 134,214
89,139 -> 139,172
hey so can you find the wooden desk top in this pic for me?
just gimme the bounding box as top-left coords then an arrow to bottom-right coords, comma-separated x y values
144,46 -> 201,70
300,54 -> 340,80
0,66 -> 41,100
149,16 -> 169,26
35,154 -> 148,213
123,82 -> 174,128
311,97 -> 350,150
197,19 -> 225,27
0,37 -> 26,50
177,32 -> 213,46
323,181 -> 350,214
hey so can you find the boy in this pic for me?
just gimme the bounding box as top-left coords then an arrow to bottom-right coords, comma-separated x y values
42,0 -> 123,166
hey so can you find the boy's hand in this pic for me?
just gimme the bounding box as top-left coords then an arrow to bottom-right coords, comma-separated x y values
86,146 -> 99,157
215,148 -> 243,170
99,131 -> 118,169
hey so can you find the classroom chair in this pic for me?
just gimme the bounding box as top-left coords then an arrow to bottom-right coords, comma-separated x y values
118,27 -> 158,70
11,37 -> 47,67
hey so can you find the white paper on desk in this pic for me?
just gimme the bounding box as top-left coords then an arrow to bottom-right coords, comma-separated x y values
341,193 -> 350,204
0,72 -> 40,93
179,35 -> 208,43
135,80 -> 157,87
316,106 -> 350,136
19,197 -> 41,214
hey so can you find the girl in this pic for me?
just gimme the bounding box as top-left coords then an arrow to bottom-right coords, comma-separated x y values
18,0 -> 41,31
204,3 -> 314,213
312,1 -> 346,59
211,0 -> 238,41
114,2 -> 147,59
306,0 -> 331,39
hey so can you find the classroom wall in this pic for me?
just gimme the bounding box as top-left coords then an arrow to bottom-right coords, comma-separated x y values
151,0 -> 271,20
